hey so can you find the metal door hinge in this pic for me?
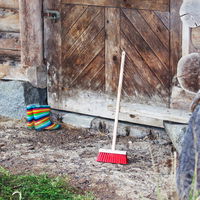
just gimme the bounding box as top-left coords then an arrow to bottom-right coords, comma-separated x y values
43,10 -> 60,23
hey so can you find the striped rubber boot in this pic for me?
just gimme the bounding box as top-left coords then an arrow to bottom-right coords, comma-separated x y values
26,105 -> 35,129
32,105 -> 61,131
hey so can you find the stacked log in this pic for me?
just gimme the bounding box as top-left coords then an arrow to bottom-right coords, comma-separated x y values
0,0 -> 23,80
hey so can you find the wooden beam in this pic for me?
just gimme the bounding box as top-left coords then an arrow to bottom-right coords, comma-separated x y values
43,0 -> 62,99
0,0 -> 19,9
49,89 -> 190,128
19,0 -> 46,88
118,104 -> 191,125
0,8 -> 19,32
0,49 -> 20,56
191,27 -> 200,51
0,51 -> 27,80
0,32 -> 20,50
182,23 -> 190,56
105,8 -> 120,93
170,0 -> 182,77
62,0 -> 169,12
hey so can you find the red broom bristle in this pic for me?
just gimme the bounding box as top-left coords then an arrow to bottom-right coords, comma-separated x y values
97,152 -> 128,164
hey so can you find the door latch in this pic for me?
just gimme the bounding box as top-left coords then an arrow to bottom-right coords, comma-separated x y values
43,10 -> 60,23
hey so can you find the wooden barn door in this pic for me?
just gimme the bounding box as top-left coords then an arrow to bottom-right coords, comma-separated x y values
44,0 -> 181,126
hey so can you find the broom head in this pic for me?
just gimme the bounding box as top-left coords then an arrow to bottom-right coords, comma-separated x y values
97,149 -> 128,164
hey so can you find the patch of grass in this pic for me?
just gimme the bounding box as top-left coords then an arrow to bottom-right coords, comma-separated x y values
0,167 -> 94,200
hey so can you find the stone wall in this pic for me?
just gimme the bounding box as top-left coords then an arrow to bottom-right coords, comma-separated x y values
0,80 -> 47,119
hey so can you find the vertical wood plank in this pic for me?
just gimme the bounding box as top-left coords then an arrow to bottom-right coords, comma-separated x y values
19,0 -> 45,88
182,24 -> 190,56
190,27 -> 200,53
105,7 -> 120,93
43,0 -> 62,102
170,0 -> 182,77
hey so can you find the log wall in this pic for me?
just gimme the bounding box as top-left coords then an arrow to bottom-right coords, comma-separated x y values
0,0 -> 26,80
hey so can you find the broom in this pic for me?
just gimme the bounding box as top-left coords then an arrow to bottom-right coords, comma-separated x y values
97,51 -> 128,164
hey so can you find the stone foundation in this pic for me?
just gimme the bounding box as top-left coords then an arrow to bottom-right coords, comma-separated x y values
0,80 -> 47,119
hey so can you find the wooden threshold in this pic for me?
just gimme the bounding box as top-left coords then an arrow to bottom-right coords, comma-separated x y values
117,104 -> 191,126
48,91 -> 191,128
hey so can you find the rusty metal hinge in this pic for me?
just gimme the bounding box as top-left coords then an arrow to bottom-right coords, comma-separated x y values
43,10 -> 60,22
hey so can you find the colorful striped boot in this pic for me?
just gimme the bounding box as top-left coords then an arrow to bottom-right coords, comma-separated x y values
26,105 -> 35,129
28,104 -> 61,131
33,105 -> 61,131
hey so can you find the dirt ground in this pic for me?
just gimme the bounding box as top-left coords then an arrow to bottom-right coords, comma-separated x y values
0,116 -> 178,200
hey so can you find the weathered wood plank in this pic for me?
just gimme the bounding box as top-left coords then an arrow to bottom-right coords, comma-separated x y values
63,30 -> 105,85
119,103 -> 191,124
43,0 -> 61,10
123,9 -> 169,68
191,27 -> 200,52
170,0 -> 182,77
62,8 -> 104,61
61,4 -> 87,38
49,90 -> 165,128
0,49 -> 20,56
0,32 -> 20,50
121,32 -> 169,104
90,64 -> 105,91
182,24 -> 190,56
71,50 -> 105,91
49,89 -> 189,128
139,10 -> 169,50
19,0 -> 43,67
124,55 -> 153,97
62,0 -> 169,12
154,11 -> 170,29
62,6 -> 102,55
44,0 -> 62,98
0,65 -> 27,80
0,0 -> 19,9
0,8 -> 19,32
105,7 -> 120,93
19,0 -> 45,88
0,52 -> 26,80
121,11 -> 170,90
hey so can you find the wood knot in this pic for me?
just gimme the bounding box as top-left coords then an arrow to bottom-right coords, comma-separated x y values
113,55 -> 117,62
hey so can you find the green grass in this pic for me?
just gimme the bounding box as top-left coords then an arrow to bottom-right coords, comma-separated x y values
0,167 -> 94,200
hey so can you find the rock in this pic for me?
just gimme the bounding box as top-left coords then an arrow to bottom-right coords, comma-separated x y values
0,80 -> 47,119
23,82 -> 47,105
62,113 -> 96,129
176,104 -> 200,200
91,118 -> 129,136
91,117 -> 170,143
164,122 -> 187,153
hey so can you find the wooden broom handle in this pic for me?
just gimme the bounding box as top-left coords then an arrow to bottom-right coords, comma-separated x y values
112,51 -> 126,151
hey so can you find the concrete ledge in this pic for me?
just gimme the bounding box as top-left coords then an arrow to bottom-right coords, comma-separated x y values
62,113 -> 170,144
62,113 -> 96,129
